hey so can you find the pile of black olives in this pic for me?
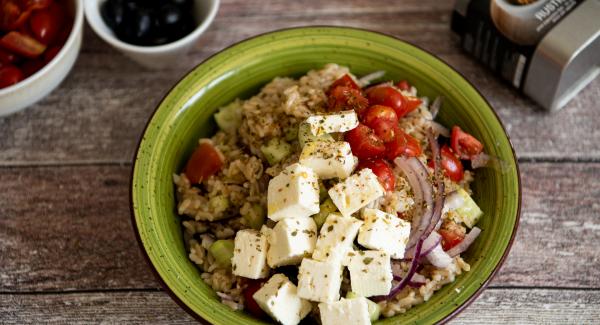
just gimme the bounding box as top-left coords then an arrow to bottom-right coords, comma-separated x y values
101,0 -> 196,46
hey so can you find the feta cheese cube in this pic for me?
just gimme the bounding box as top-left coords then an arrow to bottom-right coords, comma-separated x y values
312,213 -> 363,263
319,297 -> 371,325
299,141 -> 357,179
358,208 -> 411,259
266,217 -> 318,267
297,258 -> 343,303
231,229 -> 269,279
252,274 -> 312,325
305,110 -> 359,136
345,250 -> 393,297
267,163 -> 320,221
328,168 -> 384,218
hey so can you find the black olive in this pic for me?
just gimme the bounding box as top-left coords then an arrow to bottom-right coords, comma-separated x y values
171,0 -> 194,10
101,0 -> 126,30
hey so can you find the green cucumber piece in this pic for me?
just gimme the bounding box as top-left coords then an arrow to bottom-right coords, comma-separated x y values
312,198 -> 337,229
214,100 -> 242,133
260,138 -> 292,166
346,292 -> 381,321
283,125 -> 299,142
209,239 -> 235,268
244,204 -> 266,230
298,122 -> 333,148
452,188 -> 483,228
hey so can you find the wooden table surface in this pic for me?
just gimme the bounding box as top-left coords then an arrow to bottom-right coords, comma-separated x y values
1,0 -> 599,324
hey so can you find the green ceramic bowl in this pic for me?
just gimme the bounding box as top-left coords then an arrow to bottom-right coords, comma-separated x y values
131,26 -> 521,324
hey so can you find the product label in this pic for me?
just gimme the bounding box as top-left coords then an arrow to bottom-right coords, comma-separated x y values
451,0 -> 584,90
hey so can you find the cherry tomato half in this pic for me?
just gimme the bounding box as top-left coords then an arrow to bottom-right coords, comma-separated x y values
385,129 -> 422,160
0,31 -> 46,58
366,85 -> 422,119
357,158 -> 395,192
43,44 -> 61,62
451,126 -> 484,160
29,3 -> 64,44
401,95 -> 422,116
439,227 -> 465,251
328,86 -> 369,113
0,64 -> 24,88
328,74 -> 360,94
440,145 -> 464,182
345,123 -> 386,159
362,105 -> 399,142
183,140 -> 224,184
242,280 -> 267,319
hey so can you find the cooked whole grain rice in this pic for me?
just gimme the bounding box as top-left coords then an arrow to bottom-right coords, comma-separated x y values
174,64 -> 475,321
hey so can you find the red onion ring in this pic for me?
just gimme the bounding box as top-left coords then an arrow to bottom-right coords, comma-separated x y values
446,227 -> 482,257
404,231 -> 441,259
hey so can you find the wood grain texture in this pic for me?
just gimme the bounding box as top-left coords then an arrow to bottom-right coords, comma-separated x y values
0,0 -> 598,165
1,163 -> 599,291
1,289 -> 598,324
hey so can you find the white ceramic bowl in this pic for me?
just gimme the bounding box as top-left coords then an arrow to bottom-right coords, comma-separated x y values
0,0 -> 84,117
84,0 -> 220,69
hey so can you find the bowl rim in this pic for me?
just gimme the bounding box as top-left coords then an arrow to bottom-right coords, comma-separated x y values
84,0 -> 220,54
129,25 -> 522,324
0,0 -> 84,96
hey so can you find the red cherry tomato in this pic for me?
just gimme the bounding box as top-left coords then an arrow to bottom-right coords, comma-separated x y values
451,126 -> 484,160
357,159 -> 395,192
438,227 -> 465,251
439,145 -> 464,182
183,141 -> 224,184
362,105 -> 399,142
242,280 -> 267,319
43,44 -> 60,62
0,48 -> 20,64
401,96 -> 422,116
1,0 -> 26,31
385,129 -> 422,160
366,85 -> 422,119
397,80 -> 411,91
328,86 -> 369,113
0,64 -> 24,88
344,123 -> 386,159
328,74 -> 360,93
29,3 -> 63,44
0,31 -> 46,58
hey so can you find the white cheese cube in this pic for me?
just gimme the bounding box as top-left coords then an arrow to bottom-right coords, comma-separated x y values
345,250 -> 393,297
231,229 -> 269,279
319,297 -> 371,325
252,274 -> 312,325
266,217 -> 318,267
328,168 -> 384,218
267,163 -> 320,221
312,213 -> 362,263
299,141 -> 357,180
305,110 -> 359,136
297,258 -> 343,303
358,208 -> 411,259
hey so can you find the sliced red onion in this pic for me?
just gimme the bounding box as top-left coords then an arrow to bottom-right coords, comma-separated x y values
373,237 -> 425,302
404,231 -> 441,259
358,71 -> 386,86
423,130 -> 446,238
429,96 -> 443,119
425,243 -> 453,268
471,152 -> 509,173
410,273 -> 427,284
446,227 -> 482,257
430,121 -> 450,138
394,157 -> 434,251
471,152 -> 491,169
